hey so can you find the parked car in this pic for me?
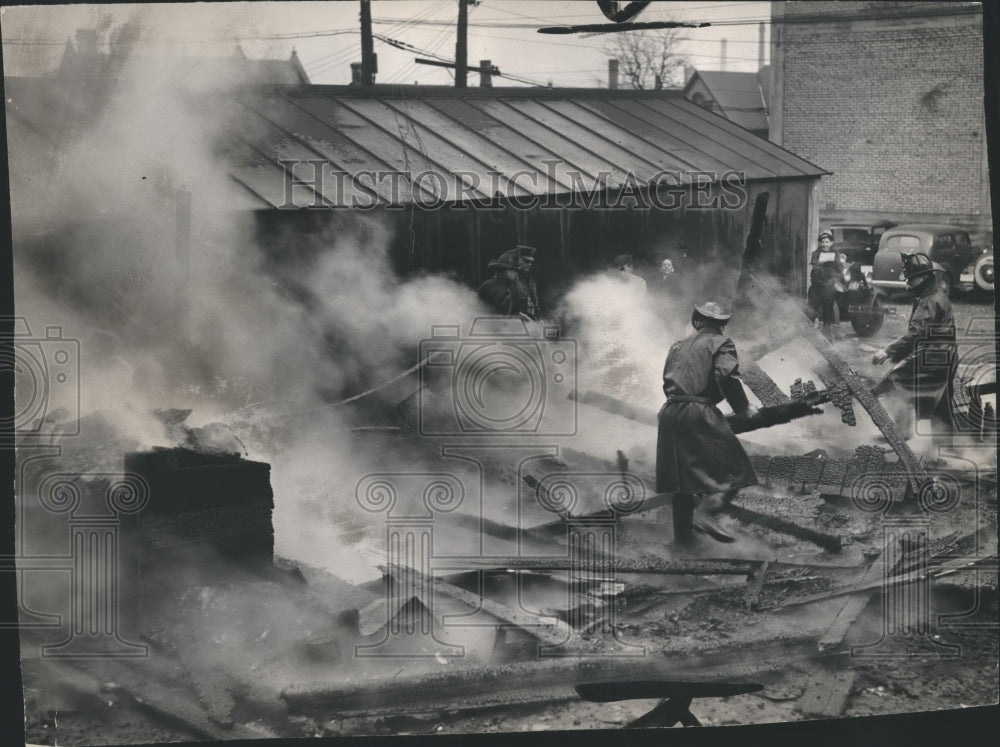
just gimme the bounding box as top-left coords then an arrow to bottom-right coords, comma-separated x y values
959,242 -> 994,294
871,224 -> 978,295
829,220 -> 896,267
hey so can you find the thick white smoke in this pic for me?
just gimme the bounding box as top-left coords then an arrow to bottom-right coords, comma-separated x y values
8,19 -> 489,584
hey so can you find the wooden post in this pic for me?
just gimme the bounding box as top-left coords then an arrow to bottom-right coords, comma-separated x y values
360,0 -> 376,86
456,0 -> 469,88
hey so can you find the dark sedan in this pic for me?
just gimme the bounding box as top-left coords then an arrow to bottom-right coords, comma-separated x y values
871,224 -> 977,295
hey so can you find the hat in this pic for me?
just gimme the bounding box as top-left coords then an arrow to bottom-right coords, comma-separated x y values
612,253 -> 633,267
901,252 -> 937,290
693,301 -> 731,321
514,245 -> 536,261
818,230 -> 833,242
901,252 -> 935,279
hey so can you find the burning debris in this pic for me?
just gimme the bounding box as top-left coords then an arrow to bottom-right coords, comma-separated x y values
5,8 -> 995,741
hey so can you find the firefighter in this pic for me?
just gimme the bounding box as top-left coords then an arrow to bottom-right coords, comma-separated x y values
807,230 -> 845,338
872,252 -> 957,439
477,245 -> 541,320
656,302 -> 759,544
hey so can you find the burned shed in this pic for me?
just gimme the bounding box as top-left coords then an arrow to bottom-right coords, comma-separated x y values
221,85 -> 828,302
5,77 -> 828,329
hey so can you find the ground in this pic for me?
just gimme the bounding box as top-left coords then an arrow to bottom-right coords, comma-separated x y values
14,293 -> 999,745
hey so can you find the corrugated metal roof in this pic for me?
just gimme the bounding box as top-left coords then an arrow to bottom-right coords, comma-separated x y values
224,86 -> 827,209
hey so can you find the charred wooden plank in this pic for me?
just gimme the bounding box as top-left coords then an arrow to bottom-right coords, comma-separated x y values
741,361 -> 791,406
764,555 -> 999,611
432,556 -> 763,575
575,680 -> 763,702
817,548 -> 892,651
722,503 -> 842,553
531,491 -> 673,533
382,563 -> 573,648
281,633 -> 831,718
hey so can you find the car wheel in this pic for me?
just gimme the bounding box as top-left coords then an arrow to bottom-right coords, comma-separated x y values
851,296 -> 884,337
974,255 -> 994,293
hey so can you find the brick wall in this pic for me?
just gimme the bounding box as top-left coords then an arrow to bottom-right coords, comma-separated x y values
777,1 -> 989,229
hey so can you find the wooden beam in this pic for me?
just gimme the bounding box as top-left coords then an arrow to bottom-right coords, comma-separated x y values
817,547 -> 892,651
383,563 -> 572,648
764,555 -> 999,611
432,555 -> 859,577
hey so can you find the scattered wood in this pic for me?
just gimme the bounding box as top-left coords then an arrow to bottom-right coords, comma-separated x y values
143,628 -> 238,728
732,227 -> 925,492
818,547 -> 893,652
281,633 -> 829,718
430,555 -> 860,577
531,492 -> 673,533
57,658 -> 263,741
765,555 -> 999,611
382,563 -> 573,648
722,503 -> 843,553
797,670 -> 857,718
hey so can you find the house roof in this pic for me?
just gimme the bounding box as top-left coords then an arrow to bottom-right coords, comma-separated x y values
52,39 -> 310,86
683,69 -> 770,134
218,85 -> 824,209
4,80 -> 825,211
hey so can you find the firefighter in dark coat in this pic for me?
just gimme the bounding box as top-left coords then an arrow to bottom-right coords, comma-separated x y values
656,302 -> 759,544
477,245 -> 541,320
872,252 -> 957,438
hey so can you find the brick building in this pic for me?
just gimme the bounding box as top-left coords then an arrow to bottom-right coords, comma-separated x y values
768,1 -> 990,238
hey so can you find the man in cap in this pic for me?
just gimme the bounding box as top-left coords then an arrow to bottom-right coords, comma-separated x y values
656,301 -> 759,544
477,245 -> 541,320
872,252 -> 957,439
807,230 -> 846,338
612,253 -> 647,293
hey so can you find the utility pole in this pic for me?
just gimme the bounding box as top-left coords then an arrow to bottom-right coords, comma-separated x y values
360,0 -> 376,85
455,0 -> 469,88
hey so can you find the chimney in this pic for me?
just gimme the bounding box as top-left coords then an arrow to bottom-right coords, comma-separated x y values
479,59 -> 493,88
350,62 -> 363,85
684,64 -> 696,85
720,38 -> 728,71
75,28 -> 98,55
758,23 -> 766,69
608,58 -> 619,89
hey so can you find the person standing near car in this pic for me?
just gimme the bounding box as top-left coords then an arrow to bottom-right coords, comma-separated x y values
808,230 -> 846,339
872,252 -> 957,439
477,245 -> 541,320
656,302 -> 759,545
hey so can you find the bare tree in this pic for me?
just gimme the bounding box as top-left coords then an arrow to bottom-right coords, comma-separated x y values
603,27 -> 688,90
